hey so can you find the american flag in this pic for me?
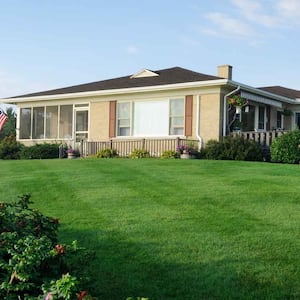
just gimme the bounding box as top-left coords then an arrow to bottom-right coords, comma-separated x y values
0,111 -> 8,132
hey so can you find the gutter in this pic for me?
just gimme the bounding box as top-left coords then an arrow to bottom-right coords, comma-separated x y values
223,86 -> 241,137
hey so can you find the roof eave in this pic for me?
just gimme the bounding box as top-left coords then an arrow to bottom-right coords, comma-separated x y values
1,79 -> 229,103
228,80 -> 297,104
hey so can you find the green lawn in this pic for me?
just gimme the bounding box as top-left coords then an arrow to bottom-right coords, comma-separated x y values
1,158 -> 300,299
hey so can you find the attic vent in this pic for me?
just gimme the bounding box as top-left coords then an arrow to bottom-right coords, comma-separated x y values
130,69 -> 159,79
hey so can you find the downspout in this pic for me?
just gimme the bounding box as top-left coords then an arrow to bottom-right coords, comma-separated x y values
196,95 -> 202,151
223,86 -> 241,137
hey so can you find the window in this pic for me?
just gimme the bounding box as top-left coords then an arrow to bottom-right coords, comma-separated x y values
46,106 -> 58,139
133,100 -> 169,136
59,105 -> 73,139
20,108 -> 31,139
295,113 -> 300,129
170,99 -> 184,135
32,107 -> 45,139
117,102 -> 131,136
276,111 -> 283,129
19,104 -> 76,140
116,98 -> 185,137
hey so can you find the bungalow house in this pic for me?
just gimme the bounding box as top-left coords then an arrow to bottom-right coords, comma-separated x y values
2,65 -> 300,156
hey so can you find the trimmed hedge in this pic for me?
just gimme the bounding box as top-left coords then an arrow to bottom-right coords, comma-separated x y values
202,136 -> 263,161
20,144 -> 60,159
271,129 -> 300,164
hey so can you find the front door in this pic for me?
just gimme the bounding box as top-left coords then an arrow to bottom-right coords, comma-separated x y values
75,109 -> 88,142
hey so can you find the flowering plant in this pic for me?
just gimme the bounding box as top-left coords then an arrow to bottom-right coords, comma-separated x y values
66,147 -> 80,155
176,144 -> 195,154
228,95 -> 246,107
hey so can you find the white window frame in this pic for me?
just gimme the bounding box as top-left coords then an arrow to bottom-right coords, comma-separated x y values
169,98 -> 185,136
116,102 -> 132,137
276,110 -> 284,130
74,106 -> 89,142
116,98 -> 185,138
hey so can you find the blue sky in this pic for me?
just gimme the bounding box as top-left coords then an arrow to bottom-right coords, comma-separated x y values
0,0 -> 300,98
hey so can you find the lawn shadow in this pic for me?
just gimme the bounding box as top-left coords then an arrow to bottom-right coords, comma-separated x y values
60,228 -> 299,300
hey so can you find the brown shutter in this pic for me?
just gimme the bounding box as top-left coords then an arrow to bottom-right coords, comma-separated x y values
185,95 -> 193,136
109,101 -> 116,138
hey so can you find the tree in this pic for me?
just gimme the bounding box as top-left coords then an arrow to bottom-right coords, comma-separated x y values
0,107 -> 16,141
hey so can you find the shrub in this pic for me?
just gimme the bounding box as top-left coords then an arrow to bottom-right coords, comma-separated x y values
203,136 -> 263,161
20,143 -> 60,159
130,149 -> 150,159
161,150 -> 178,159
0,135 -> 23,159
96,148 -> 118,158
0,195 -> 96,299
271,129 -> 300,164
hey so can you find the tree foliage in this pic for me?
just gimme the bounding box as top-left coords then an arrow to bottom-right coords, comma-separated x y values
0,107 -> 16,141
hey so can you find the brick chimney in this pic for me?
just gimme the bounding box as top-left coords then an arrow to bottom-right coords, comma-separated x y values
217,65 -> 232,80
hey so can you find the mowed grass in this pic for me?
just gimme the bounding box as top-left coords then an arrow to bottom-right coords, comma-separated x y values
1,158 -> 300,299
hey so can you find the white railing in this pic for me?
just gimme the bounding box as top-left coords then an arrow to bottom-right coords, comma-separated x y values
80,137 -> 200,157
231,130 -> 288,146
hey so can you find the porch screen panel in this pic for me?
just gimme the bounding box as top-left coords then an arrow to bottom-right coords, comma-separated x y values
20,108 -> 31,139
46,106 -> 58,139
133,100 -> 169,137
32,107 -> 45,139
59,105 -> 73,139
241,105 -> 255,131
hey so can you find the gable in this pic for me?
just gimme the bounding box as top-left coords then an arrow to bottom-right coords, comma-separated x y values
130,69 -> 159,78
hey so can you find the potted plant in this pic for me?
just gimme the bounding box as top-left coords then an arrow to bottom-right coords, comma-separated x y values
228,95 -> 246,106
228,95 -> 247,113
66,147 -> 80,159
176,144 -> 197,159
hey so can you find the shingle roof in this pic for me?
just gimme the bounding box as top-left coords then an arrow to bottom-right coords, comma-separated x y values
12,67 -> 222,98
259,86 -> 300,99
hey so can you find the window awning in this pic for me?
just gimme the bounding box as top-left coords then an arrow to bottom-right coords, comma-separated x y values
241,91 -> 282,108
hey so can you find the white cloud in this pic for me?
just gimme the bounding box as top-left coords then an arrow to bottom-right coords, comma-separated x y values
205,12 -> 255,37
231,0 -> 279,28
201,0 -> 300,41
126,45 -> 139,55
276,0 -> 300,24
